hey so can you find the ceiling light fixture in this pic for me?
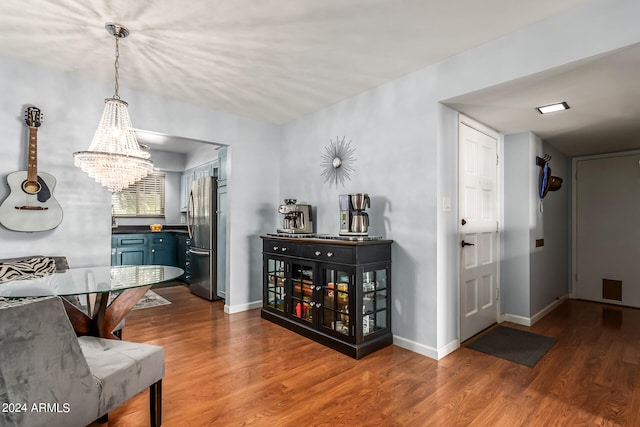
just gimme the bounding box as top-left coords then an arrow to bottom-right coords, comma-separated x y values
536,102 -> 570,114
73,23 -> 153,193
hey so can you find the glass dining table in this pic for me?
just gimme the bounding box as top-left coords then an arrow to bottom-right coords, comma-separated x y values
0,265 -> 183,339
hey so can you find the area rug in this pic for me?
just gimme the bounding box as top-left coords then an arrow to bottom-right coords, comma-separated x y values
1,290 -> 171,310
466,326 -> 557,367
132,290 -> 171,310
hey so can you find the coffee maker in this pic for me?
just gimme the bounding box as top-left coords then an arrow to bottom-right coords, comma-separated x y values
339,193 -> 370,236
277,199 -> 313,234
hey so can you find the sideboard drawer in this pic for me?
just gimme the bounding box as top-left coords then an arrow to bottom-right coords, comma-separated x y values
301,245 -> 354,264
263,239 -> 301,257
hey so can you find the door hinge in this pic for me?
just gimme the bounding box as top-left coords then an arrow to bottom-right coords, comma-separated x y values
496,221 -> 499,232
496,288 -> 500,301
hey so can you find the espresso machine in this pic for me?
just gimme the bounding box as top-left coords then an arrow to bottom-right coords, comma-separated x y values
277,199 -> 313,234
339,193 -> 370,236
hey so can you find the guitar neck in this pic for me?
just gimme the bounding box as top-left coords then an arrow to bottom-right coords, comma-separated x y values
27,127 -> 38,183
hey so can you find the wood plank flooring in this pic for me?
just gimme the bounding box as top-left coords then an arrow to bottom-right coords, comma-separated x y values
93,286 -> 640,426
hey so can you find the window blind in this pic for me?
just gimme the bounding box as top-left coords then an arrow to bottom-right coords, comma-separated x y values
112,173 -> 165,217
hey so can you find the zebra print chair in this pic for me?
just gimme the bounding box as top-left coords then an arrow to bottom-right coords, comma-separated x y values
0,256 -> 68,308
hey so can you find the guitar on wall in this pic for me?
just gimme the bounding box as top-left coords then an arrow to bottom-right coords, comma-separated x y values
0,106 -> 63,232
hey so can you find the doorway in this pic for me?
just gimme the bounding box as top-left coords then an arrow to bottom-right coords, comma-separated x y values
459,116 -> 500,342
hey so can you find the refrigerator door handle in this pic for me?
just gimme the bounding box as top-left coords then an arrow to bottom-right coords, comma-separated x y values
189,248 -> 210,256
187,191 -> 195,239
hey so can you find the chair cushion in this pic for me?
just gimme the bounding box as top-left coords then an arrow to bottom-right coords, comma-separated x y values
78,336 -> 165,415
0,257 -> 56,283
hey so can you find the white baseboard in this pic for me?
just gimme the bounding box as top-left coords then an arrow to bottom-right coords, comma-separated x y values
224,300 -> 262,314
437,338 -> 460,359
502,294 -> 569,327
501,313 -> 531,326
393,335 -> 460,360
531,294 -> 568,324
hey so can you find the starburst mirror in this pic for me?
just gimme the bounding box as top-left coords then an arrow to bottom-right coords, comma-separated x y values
321,136 -> 356,188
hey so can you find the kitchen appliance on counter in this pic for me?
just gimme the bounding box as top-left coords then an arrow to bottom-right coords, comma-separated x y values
339,193 -> 370,236
277,199 -> 313,234
187,176 -> 221,301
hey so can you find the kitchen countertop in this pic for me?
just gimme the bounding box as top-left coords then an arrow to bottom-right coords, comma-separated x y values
112,225 -> 188,235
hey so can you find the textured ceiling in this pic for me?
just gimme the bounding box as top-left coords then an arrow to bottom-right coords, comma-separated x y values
0,0 -> 588,125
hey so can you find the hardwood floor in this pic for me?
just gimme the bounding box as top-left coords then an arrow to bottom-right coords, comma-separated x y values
94,286 -> 640,426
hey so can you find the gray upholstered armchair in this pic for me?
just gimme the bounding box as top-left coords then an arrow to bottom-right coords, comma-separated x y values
0,296 -> 164,426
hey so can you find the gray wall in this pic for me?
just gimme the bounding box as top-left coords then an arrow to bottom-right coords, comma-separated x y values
436,105 -> 460,349
502,132 -> 570,320
530,141 -> 570,315
280,72 -> 439,350
0,58 -> 113,267
502,133 -> 534,318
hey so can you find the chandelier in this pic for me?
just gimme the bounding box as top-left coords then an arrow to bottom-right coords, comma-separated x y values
73,23 -> 153,193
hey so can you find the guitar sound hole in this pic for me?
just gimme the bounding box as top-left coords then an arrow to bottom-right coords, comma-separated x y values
22,180 -> 41,194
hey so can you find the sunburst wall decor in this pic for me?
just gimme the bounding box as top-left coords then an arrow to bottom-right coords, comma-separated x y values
321,136 -> 356,188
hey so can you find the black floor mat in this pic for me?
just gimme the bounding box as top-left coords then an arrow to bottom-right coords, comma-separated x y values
466,326 -> 556,367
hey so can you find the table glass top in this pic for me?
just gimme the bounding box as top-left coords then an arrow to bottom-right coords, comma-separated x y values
0,265 -> 183,298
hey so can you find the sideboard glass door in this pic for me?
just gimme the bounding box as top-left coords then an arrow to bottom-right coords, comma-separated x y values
362,267 -> 388,337
265,257 -> 286,313
290,261 -> 315,325
320,267 -> 353,339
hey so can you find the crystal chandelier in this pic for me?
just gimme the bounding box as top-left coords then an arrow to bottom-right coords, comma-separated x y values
73,23 -> 153,193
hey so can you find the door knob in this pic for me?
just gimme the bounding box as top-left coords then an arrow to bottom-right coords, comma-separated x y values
461,219 -> 467,226
461,240 -> 475,248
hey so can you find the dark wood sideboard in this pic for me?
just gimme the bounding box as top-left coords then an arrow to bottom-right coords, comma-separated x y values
261,235 -> 393,359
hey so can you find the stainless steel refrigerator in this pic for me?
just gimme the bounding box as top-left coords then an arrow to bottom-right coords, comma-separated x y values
187,176 -> 220,301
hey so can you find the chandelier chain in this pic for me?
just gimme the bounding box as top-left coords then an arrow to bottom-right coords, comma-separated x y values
113,36 -> 120,100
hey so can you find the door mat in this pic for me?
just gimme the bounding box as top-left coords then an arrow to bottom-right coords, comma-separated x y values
132,290 -> 171,310
466,326 -> 556,367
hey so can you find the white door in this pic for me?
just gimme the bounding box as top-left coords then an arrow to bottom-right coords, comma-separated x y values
575,153 -> 640,307
459,119 -> 499,342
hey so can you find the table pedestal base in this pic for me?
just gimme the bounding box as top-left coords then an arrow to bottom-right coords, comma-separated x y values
62,285 -> 152,339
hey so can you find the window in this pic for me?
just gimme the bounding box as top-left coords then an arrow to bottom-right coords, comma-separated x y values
112,173 -> 165,217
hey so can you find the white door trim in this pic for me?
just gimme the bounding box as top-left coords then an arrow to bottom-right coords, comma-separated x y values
458,114 -> 503,341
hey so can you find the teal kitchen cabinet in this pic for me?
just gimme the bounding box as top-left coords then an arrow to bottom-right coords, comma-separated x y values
114,234 -> 148,266
112,233 -> 177,267
149,234 -> 177,266
118,246 -> 147,266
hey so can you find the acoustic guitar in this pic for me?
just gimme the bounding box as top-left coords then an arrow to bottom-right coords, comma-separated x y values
0,106 -> 63,232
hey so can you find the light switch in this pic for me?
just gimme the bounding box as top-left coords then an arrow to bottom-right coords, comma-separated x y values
442,197 -> 451,212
